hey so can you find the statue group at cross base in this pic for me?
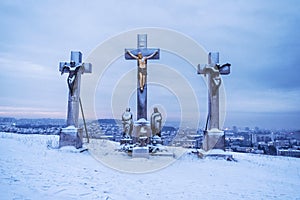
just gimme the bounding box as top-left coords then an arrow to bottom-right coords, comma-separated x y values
121,107 -> 162,140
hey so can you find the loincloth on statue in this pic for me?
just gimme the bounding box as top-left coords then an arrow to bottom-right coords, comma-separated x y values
139,67 -> 147,75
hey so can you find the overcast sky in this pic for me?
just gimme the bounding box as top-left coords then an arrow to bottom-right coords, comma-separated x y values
0,0 -> 299,129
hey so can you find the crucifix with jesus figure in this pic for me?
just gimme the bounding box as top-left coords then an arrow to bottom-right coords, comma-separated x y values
125,34 -> 160,120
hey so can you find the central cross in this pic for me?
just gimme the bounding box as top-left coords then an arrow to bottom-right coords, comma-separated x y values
125,34 -> 160,120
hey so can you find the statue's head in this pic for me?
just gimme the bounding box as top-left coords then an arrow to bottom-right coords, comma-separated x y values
126,107 -> 130,112
138,52 -> 142,59
70,60 -> 76,67
154,107 -> 158,113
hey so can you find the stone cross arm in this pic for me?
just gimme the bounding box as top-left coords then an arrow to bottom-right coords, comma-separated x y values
197,52 -> 230,75
125,48 -> 160,60
59,62 -> 92,74
59,51 -> 92,74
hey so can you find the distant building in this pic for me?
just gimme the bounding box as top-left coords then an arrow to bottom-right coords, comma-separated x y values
278,149 -> 300,158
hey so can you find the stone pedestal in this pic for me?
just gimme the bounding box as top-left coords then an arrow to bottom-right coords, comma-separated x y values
198,149 -> 233,160
203,128 -> 225,151
131,119 -> 151,158
132,118 -> 152,145
132,146 -> 149,158
59,126 -> 83,149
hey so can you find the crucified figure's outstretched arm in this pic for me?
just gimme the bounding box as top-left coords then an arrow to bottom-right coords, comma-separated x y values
126,50 -> 138,59
145,50 -> 158,60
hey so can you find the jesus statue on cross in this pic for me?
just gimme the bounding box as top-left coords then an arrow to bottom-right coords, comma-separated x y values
125,34 -> 160,120
126,50 -> 158,91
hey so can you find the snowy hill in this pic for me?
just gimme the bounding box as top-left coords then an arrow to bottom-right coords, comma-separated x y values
1,132 -> 300,200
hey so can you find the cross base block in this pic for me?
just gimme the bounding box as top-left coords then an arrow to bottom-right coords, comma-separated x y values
132,146 -> 149,158
203,128 -> 225,151
132,119 -> 152,145
59,126 -> 83,149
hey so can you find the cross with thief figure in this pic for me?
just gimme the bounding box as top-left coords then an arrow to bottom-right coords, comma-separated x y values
59,51 -> 92,128
197,52 -> 231,151
58,51 -> 92,148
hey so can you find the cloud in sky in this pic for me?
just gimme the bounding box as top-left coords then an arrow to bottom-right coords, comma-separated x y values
0,0 -> 299,129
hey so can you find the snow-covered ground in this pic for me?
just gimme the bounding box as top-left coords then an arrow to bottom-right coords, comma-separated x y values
1,132 -> 300,200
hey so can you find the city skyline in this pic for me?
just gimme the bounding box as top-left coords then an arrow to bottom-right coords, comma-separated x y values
0,0 -> 299,129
